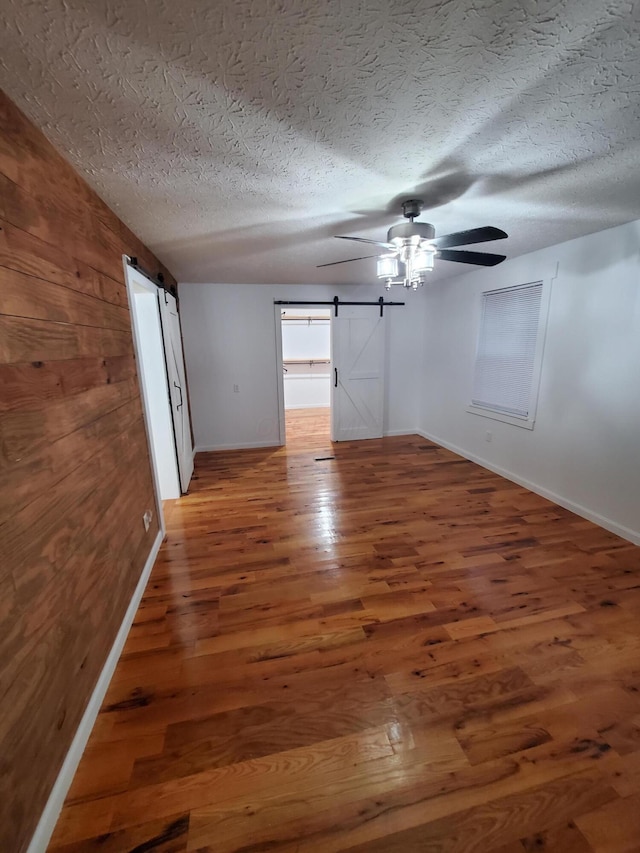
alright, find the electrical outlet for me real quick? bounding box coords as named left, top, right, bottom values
left=485, top=431, right=492, bottom=443
left=233, top=384, right=239, bottom=393
left=143, top=510, right=153, bottom=532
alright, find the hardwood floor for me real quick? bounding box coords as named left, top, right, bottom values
left=285, top=406, right=330, bottom=443
left=48, top=416, right=640, bottom=852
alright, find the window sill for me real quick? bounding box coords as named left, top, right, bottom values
left=466, top=405, right=535, bottom=430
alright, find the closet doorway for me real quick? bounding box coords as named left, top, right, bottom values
left=275, top=301, right=389, bottom=448
left=279, top=308, right=331, bottom=445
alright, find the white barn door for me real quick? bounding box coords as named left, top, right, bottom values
left=159, top=291, right=194, bottom=492
left=331, top=305, right=386, bottom=441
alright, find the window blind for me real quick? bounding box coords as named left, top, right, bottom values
left=471, top=282, right=543, bottom=419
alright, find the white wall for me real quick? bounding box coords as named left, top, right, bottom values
left=283, top=363, right=331, bottom=409
left=281, top=309, right=331, bottom=359
left=179, top=283, right=424, bottom=450
left=418, top=219, right=640, bottom=544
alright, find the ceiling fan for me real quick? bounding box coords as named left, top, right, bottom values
left=318, top=199, right=508, bottom=290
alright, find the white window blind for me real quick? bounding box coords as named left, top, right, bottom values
left=471, top=282, right=543, bottom=419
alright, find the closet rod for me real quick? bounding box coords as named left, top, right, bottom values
left=275, top=296, right=405, bottom=317
left=281, top=315, right=330, bottom=322
left=282, top=358, right=331, bottom=364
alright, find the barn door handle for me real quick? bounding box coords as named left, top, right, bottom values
left=334, top=368, right=338, bottom=388
left=174, top=381, right=183, bottom=410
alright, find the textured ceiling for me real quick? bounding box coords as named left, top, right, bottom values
left=1, top=0, right=639, bottom=284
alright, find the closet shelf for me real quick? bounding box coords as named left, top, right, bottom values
left=281, top=315, right=330, bottom=322
left=282, top=358, right=330, bottom=365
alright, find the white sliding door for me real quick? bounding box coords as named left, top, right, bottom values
left=159, top=291, right=194, bottom=492
left=331, top=305, right=386, bottom=441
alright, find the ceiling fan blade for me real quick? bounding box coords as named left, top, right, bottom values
left=434, top=226, right=508, bottom=249
left=438, top=249, right=506, bottom=266
left=335, top=235, right=393, bottom=249
left=317, top=254, right=379, bottom=268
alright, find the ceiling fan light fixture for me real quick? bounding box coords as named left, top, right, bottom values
left=376, top=255, right=399, bottom=279
left=380, top=240, right=436, bottom=290
left=324, top=202, right=508, bottom=286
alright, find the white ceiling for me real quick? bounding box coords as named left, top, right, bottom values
left=1, top=0, right=639, bottom=285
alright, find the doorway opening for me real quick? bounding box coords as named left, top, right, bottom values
left=280, top=307, right=332, bottom=446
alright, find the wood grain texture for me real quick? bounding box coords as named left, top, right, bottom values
left=0, top=88, right=176, bottom=853
left=47, top=409, right=640, bottom=852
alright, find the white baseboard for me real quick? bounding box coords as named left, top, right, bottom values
left=417, top=429, right=640, bottom=546
left=383, top=428, right=417, bottom=437
left=27, top=529, right=164, bottom=853
left=195, top=439, right=282, bottom=452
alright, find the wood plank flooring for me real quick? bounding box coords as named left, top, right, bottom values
left=285, top=406, right=330, bottom=443
left=48, top=413, right=640, bottom=852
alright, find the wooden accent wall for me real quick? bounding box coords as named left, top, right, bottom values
left=0, top=90, right=177, bottom=853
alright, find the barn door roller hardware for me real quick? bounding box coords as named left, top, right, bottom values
left=127, top=256, right=177, bottom=297
left=274, top=296, right=404, bottom=317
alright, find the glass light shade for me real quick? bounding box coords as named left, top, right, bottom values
left=412, top=249, right=435, bottom=272
left=377, top=255, right=398, bottom=278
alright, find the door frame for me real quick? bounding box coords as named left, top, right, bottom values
left=124, top=259, right=180, bottom=525
left=274, top=303, right=286, bottom=446
left=274, top=298, right=402, bottom=443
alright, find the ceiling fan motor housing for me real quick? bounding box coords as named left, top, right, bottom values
left=387, top=221, right=435, bottom=244
left=401, top=199, right=424, bottom=219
